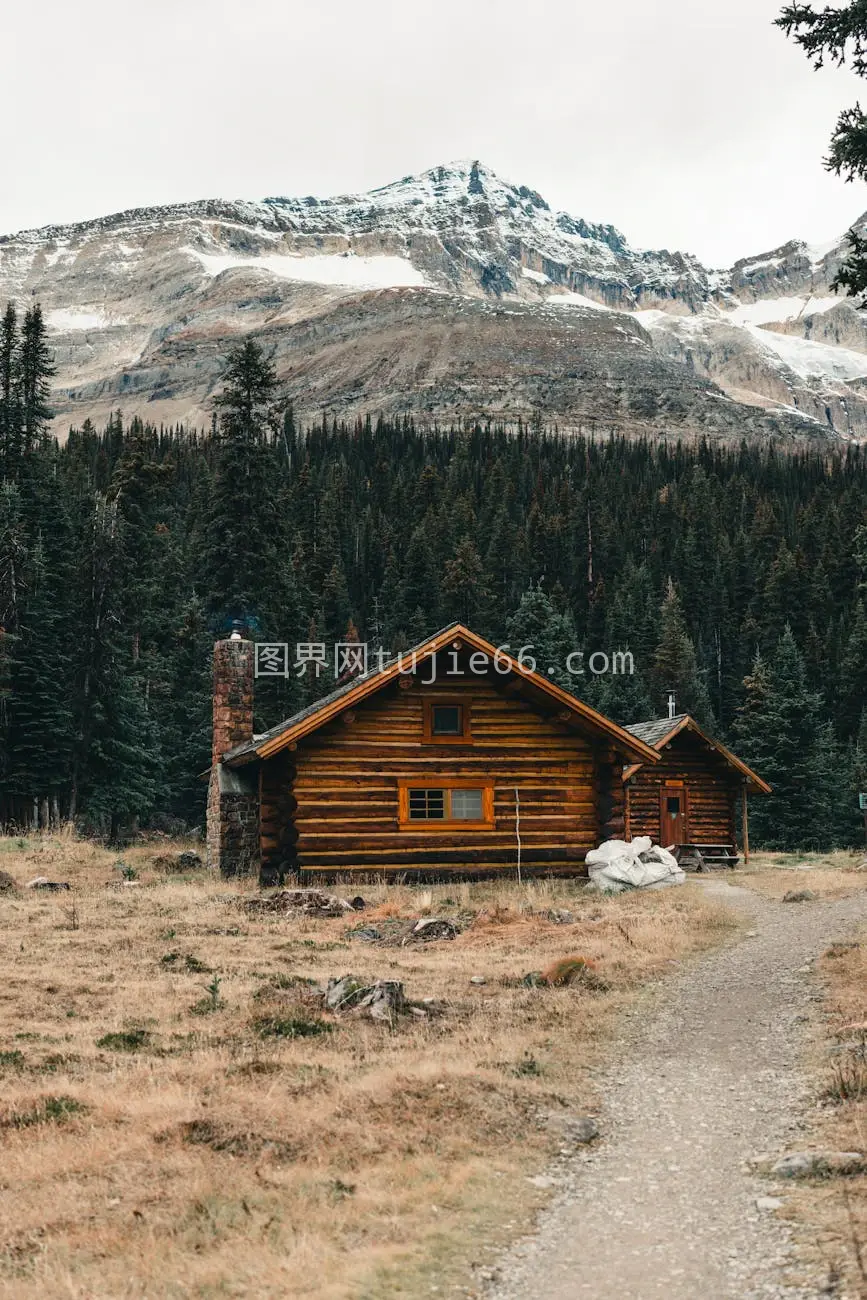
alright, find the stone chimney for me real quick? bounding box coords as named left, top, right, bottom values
left=206, top=635, right=259, bottom=877
left=212, top=634, right=254, bottom=763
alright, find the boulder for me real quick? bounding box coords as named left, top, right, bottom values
left=770, top=1151, right=865, bottom=1179
left=324, top=975, right=369, bottom=1011
left=545, top=1111, right=600, bottom=1145
left=356, top=980, right=406, bottom=1023
left=0, top=870, right=18, bottom=892
left=25, top=877, right=70, bottom=891
left=325, top=975, right=407, bottom=1023
left=782, top=889, right=817, bottom=903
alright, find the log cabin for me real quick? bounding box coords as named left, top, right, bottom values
left=622, top=713, right=771, bottom=867
left=206, top=623, right=661, bottom=881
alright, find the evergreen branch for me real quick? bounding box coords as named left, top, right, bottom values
left=776, top=2, right=867, bottom=74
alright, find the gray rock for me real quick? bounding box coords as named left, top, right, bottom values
left=356, top=980, right=406, bottom=1023
left=782, top=889, right=817, bottom=903
left=324, top=975, right=368, bottom=1011
left=546, top=909, right=575, bottom=925
left=25, top=876, right=70, bottom=891
left=563, top=1116, right=601, bottom=1145
left=770, top=1151, right=865, bottom=1178
left=545, top=1112, right=600, bottom=1145
left=349, top=926, right=382, bottom=943
left=755, top=1196, right=783, bottom=1211
left=470, top=975, right=487, bottom=985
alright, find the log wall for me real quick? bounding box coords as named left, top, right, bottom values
left=263, top=672, right=612, bottom=877
left=626, top=732, right=738, bottom=846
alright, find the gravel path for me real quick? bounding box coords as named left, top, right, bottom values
left=490, top=879, right=867, bottom=1300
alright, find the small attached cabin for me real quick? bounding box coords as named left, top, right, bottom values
left=206, top=624, right=660, bottom=881
left=622, top=714, right=771, bottom=867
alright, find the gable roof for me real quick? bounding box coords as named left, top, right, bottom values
left=222, top=622, right=661, bottom=768
left=622, top=714, right=771, bottom=793
left=626, top=714, right=690, bottom=748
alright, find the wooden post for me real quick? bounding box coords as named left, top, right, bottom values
left=742, top=784, right=750, bottom=865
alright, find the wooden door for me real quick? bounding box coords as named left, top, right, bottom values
left=659, top=783, right=688, bottom=846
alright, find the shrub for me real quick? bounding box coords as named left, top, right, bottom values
left=1, top=1095, right=87, bottom=1129
left=540, top=956, right=607, bottom=989
left=252, top=1015, right=331, bottom=1040
left=96, top=1028, right=150, bottom=1052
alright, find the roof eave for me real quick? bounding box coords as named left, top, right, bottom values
left=225, top=623, right=660, bottom=767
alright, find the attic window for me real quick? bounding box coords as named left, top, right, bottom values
left=433, top=705, right=461, bottom=735
left=423, top=699, right=472, bottom=744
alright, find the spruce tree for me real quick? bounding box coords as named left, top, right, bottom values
left=651, top=580, right=715, bottom=726
left=18, top=305, right=54, bottom=454
left=505, top=584, right=577, bottom=691
left=0, top=304, right=20, bottom=476
left=734, top=628, right=836, bottom=850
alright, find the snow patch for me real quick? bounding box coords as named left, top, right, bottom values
left=744, top=324, right=867, bottom=382
left=521, top=267, right=550, bottom=284
left=549, top=291, right=611, bottom=311
left=46, top=307, right=117, bottom=331
left=807, top=236, right=844, bottom=267
left=188, top=248, right=429, bottom=289
left=726, top=296, right=840, bottom=326
left=739, top=256, right=784, bottom=276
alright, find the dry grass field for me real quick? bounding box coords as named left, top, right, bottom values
left=731, top=849, right=867, bottom=901
left=731, top=850, right=867, bottom=1295
left=787, top=920, right=867, bottom=1298
left=0, top=831, right=735, bottom=1300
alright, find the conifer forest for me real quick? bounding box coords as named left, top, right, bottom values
left=1, top=311, right=866, bottom=850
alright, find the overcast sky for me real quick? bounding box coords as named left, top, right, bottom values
left=3, top=0, right=866, bottom=266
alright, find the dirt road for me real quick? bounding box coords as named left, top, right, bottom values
left=490, top=880, right=867, bottom=1300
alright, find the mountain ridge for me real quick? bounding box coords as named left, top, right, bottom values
left=0, top=160, right=864, bottom=440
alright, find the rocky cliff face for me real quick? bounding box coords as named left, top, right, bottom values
left=0, top=160, right=864, bottom=440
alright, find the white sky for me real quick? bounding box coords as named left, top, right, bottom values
left=3, top=0, right=866, bottom=266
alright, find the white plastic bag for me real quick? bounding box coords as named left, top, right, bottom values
left=586, top=836, right=685, bottom=893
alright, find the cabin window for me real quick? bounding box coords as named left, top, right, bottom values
left=432, top=705, right=462, bottom=735
left=666, top=796, right=681, bottom=818
left=399, top=782, right=493, bottom=827
left=408, top=788, right=446, bottom=820
left=422, top=699, right=473, bottom=744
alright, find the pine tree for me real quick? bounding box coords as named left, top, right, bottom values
left=651, top=579, right=715, bottom=725
left=69, top=494, right=160, bottom=837
left=734, top=628, right=838, bottom=850
left=18, top=305, right=54, bottom=454
left=505, top=583, right=577, bottom=690
left=0, top=304, right=20, bottom=476
left=4, top=538, right=74, bottom=823
left=442, top=537, right=491, bottom=628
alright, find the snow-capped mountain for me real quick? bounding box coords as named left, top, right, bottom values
left=0, top=160, right=864, bottom=440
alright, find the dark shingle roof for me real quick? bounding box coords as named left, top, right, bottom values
left=625, top=715, right=688, bottom=747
